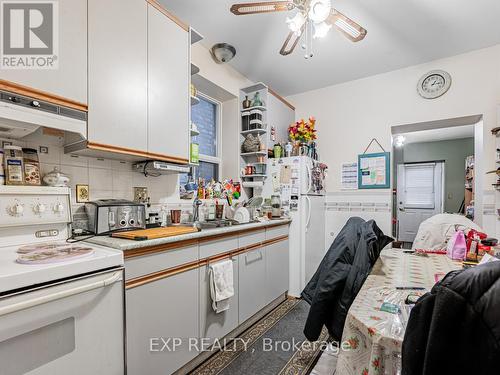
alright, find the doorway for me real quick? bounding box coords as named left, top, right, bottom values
left=391, top=115, right=481, bottom=246
left=397, top=162, right=444, bottom=242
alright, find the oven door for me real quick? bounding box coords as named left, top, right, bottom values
left=0, top=269, right=124, bottom=375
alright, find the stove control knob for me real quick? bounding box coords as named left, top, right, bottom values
left=10, top=203, right=24, bottom=216
left=53, top=203, right=65, bottom=214
left=34, top=203, right=46, bottom=214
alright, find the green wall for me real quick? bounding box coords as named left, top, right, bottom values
left=402, top=137, right=474, bottom=213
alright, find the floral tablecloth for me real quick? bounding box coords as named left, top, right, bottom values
left=335, top=249, right=461, bottom=375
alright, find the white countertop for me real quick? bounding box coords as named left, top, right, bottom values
left=85, top=219, right=292, bottom=251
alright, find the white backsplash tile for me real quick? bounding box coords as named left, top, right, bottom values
left=89, top=167, right=113, bottom=190
left=88, top=157, right=112, bottom=170
left=3, top=132, right=183, bottom=206
left=60, top=152, right=88, bottom=168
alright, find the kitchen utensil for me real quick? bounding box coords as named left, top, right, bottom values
left=170, top=209, right=181, bottom=224
left=215, top=204, right=224, bottom=219
left=111, top=226, right=198, bottom=241
left=234, top=207, right=251, bottom=223
left=246, top=196, right=264, bottom=208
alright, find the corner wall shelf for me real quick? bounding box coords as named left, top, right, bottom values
left=241, top=174, right=267, bottom=178
left=241, top=151, right=267, bottom=157
left=241, top=106, right=266, bottom=112
left=241, top=129, right=267, bottom=136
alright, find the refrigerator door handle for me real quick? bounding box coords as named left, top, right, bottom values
left=305, top=163, right=312, bottom=194
left=305, top=195, right=312, bottom=232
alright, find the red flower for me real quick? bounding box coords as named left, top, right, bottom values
left=361, top=368, right=369, bottom=375
left=368, top=327, right=376, bottom=336
left=372, top=357, right=380, bottom=369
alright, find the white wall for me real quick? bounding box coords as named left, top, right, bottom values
left=191, top=43, right=252, bottom=181
left=288, top=44, right=500, bottom=193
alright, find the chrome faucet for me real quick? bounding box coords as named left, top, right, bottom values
left=192, top=197, right=203, bottom=226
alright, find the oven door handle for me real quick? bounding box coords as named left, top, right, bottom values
left=0, top=271, right=122, bottom=317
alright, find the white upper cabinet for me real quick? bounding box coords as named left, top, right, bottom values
left=0, top=0, right=87, bottom=104
left=147, top=4, right=190, bottom=162
left=87, top=0, right=148, bottom=151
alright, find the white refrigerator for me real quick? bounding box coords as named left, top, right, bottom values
left=262, top=156, right=326, bottom=297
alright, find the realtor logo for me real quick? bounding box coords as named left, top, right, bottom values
left=1, top=1, right=58, bottom=69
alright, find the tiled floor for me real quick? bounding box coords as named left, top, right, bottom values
left=310, top=345, right=338, bottom=375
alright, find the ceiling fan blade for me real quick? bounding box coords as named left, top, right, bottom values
left=279, top=29, right=303, bottom=56
left=327, top=9, right=367, bottom=42
left=230, top=1, right=295, bottom=15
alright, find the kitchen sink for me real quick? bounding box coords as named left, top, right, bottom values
left=178, top=219, right=252, bottom=230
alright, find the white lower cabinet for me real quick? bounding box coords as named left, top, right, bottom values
left=199, top=259, right=239, bottom=341
left=126, top=268, right=199, bottom=375
left=265, top=239, right=290, bottom=305
left=238, top=246, right=267, bottom=324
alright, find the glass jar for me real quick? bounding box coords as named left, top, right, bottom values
left=4, top=145, right=24, bottom=185
left=271, top=195, right=282, bottom=218
left=242, top=111, right=250, bottom=131
left=22, top=148, right=41, bottom=186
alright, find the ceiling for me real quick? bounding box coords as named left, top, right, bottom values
left=161, top=0, right=500, bottom=96
left=398, top=124, right=474, bottom=145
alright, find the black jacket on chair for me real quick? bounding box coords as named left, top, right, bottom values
left=302, top=217, right=393, bottom=341
left=402, top=261, right=500, bottom=375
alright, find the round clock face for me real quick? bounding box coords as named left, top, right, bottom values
left=417, top=70, right=451, bottom=99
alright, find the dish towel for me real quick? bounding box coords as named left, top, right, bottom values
left=209, top=259, right=234, bottom=314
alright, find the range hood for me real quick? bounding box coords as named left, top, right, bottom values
left=0, top=90, right=87, bottom=140
left=134, top=161, right=190, bottom=175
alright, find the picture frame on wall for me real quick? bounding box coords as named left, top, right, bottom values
left=358, top=152, right=390, bottom=189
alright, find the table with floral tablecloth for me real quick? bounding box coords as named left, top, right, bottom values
left=335, top=248, right=461, bottom=375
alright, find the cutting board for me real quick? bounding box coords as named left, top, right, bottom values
left=111, top=226, right=199, bottom=241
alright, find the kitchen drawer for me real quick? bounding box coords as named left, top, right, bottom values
left=266, top=224, right=290, bottom=240
left=239, top=229, right=265, bottom=248
left=125, top=244, right=198, bottom=280
left=199, top=236, right=238, bottom=259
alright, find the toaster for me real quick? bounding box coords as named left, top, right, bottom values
left=85, top=199, right=146, bottom=235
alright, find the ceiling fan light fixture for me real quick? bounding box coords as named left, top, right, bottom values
left=210, top=43, right=236, bottom=63
left=286, top=11, right=306, bottom=35
left=313, top=21, right=331, bottom=39
left=308, top=0, right=331, bottom=23
left=334, top=18, right=361, bottom=39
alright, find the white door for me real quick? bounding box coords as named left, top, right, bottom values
left=303, top=195, right=326, bottom=285
left=88, top=0, right=148, bottom=151
left=397, top=162, right=444, bottom=243
left=147, top=4, right=189, bottom=161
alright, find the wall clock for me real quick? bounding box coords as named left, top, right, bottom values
left=417, top=70, right=452, bottom=99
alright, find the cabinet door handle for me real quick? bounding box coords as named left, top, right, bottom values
left=245, top=249, right=263, bottom=264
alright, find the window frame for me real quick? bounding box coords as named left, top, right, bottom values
left=192, top=92, right=222, bottom=180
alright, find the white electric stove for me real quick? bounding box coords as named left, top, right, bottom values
left=0, top=186, right=125, bottom=374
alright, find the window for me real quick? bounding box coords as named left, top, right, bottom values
left=180, top=94, right=221, bottom=189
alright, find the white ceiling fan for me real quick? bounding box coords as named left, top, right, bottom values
left=230, top=0, right=367, bottom=58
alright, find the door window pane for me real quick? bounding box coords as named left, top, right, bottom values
left=192, top=97, right=217, bottom=157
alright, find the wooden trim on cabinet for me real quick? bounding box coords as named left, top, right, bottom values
left=0, top=79, right=88, bottom=112
left=268, top=87, right=295, bottom=111
left=86, top=142, right=189, bottom=164
left=146, top=0, right=189, bottom=31
left=123, top=221, right=290, bottom=258
left=123, top=239, right=199, bottom=259
left=126, top=259, right=200, bottom=289
left=125, top=234, right=289, bottom=289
